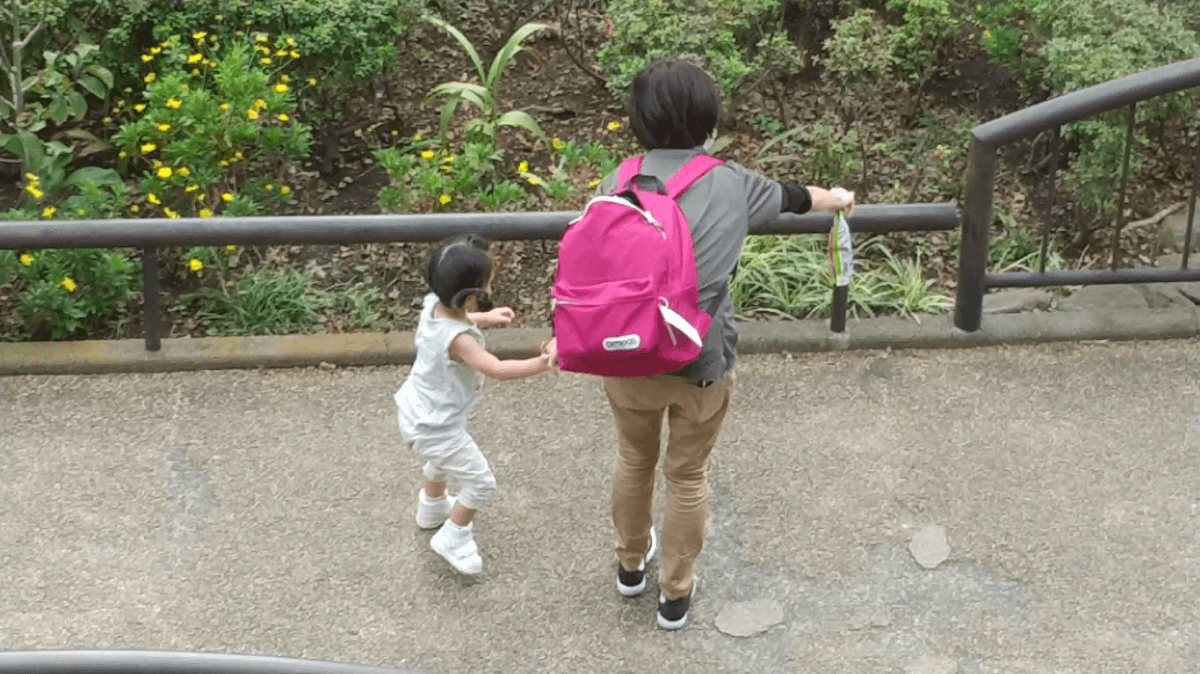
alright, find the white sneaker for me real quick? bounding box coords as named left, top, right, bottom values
left=415, top=490, right=457, bottom=529
left=616, top=527, right=658, bottom=597
left=430, top=520, right=483, bottom=575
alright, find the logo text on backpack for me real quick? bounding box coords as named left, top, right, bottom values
left=603, top=334, right=642, bottom=351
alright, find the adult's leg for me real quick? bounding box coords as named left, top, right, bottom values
left=605, top=377, right=666, bottom=572
left=658, top=374, right=734, bottom=599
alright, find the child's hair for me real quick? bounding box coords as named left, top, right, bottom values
left=425, top=235, right=493, bottom=308
left=627, top=59, right=720, bottom=150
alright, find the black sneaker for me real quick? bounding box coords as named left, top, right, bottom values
left=657, top=587, right=693, bottom=630
left=616, top=527, right=657, bottom=597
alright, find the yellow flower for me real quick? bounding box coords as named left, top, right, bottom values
left=129, top=204, right=140, bottom=213
left=166, top=98, right=182, bottom=109
left=255, top=34, right=268, bottom=43
left=205, top=59, right=216, bottom=67
left=285, top=38, right=296, bottom=47
left=157, top=167, right=173, bottom=179
left=280, top=74, right=291, bottom=83
left=234, top=150, right=244, bottom=160
left=41, top=206, right=56, bottom=218
left=226, top=245, right=237, bottom=252
left=25, top=185, right=43, bottom=200
left=19, top=254, right=32, bottom=266
left=24, top=172, right=37, bottom=182
left=439, top=193, right=452, bottom=205
left=518, top=160, right=528, bottom=174
left=607, top=121, right=621, bottom=131
left=247, top=108, right=259, bottom=120
left=984, top=30, right=992, bottom=39
left=102, top=116, right=112, bottom=123
left=141, top=54, right=154, bottom=62
left=61, top=277, right=77, bottom=293
left=527, top=176, right=542, bottom=186
left=589, top=179, right=601, bottom=187
left=118, top=151, right=127, bottom=159
left=420, top=150, right=435, bottom=160
left=151, top=46, right=162, bottom=55
left=197, top=193, right=206, bottom=202
left=274, top=83, right=288, bottom=93
left=145, top=72, right=156, bottom=83
left=412, top=132, right=422, bottom=141
left=254, top=98, right=267, bottom=110
left=307, top=77, right=317, bottom=86
left=442, top=155, right=455, bottom=164
left=141, top=142, right=157, bottom=153
left=275, top=49, right=287, bottom=57
left=180, top=84, right=189, bottom=90
left=289, top=50, right=300, bottom=59
left=280, top=185, right=291, bottom=196
left=260, top=57, right=272, bottom=65
left=215, top=13, right=223, bottom=20
left=177, top=167, right=190, bottom=177
left=264, top=183, right=274, bottom=191
left=189, top=258, right=203, bottom=271
left=552, top=137, right=564, bottom=150
left=277, top=113, right=289, bottom=122
left=199, top=208, right=213, bottom=218
left=134, top=104, right=146, bottom=113
left=191, top=69, right=201, bottom=77
left=152, top=160, right=162, bottom=168
left=222, top=192, right=234, bottom=202
left=218, top=160, right=229, bottom=167
left=159, top=41, right=169, bottom=48
left=157, top=123, right=171, bottom=132
left=220, top=102, right=229, bottom=111
left=164, top=207, right=179, bottom=219
left=391, top=130, right=398, bottom=136
left=192, top=31, right=207, bottom=41
left=147, top=193, right=161, bottom=205
left=257, top=45, right=270, bottom=55
left=185, top=184, right=199, bottom=193
left=188, top=53, right=203, bottom=63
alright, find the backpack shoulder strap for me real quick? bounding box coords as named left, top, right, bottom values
left=665, top=153, right=723, bottom=199
left=614, top=156, right=644, bottom=193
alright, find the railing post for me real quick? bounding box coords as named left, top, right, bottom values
left=830, top=285, right=848, bottom=333
left=141, top=247, right=162, bottom=352
left=954, top=135, right=997, bottom=332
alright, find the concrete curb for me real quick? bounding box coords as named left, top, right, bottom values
left=1, top=308, right=1197, bottom=376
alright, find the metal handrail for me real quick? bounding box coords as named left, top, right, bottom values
left=0, top=650, right=403, bottom=674
left=0, top=203, right=958, bottom=350
left=954, top=58, right=1200, bottom=332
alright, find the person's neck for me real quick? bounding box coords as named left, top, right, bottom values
left=434, top=302, right=471, bottom=323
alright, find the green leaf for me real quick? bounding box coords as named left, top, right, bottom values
left=67, top=91, right=88, bottom=120
left=65, top=128, right=112, bottom=156
left=49, top=97, right=67, bottom=124
left=487, top=22, right=547, bottom=90
left=710, top=136, right=734, bottom=155
left=496, top=110, right=547, bottom=144
left=429, top=81, right=490, bottom=110
left=84, top=65, right=114, bottom=91
left=65, top=166, right=122, bottom=188
left=16, top=131, right=45, bottom=169
left=77, top=74, right=106, bottom=99
left=438, top=96, right=460, bottom=142
left=424, top=15, right=486, bottom=82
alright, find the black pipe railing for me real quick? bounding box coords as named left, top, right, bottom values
left=0, top=203, right=958, bottom=350
left=955, top=57, right=1200, bottom=332
left=0, top=650, right=402, bottom=674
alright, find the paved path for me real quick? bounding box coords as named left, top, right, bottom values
left=2, top=341, right=1199, bottom=673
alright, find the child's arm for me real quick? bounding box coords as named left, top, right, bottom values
left=450, top=333, right=550, bottom=381
left=467, top=307, right=515, bottom=328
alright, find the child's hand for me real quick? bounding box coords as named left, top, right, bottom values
left=540, top=338, right=558, bottom=373
left=471, top=307, right=516, bottom=327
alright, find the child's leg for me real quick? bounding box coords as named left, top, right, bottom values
left=424, top=480, right=447, bottom=498
left=428, top=433, right=493, bottom=575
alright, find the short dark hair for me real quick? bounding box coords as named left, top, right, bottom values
left=425, top=235, right=493, bottom=308
left=627, top=59, right=720, bottom=150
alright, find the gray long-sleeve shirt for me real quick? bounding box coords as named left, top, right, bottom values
left=598, top=148, right=797, bottom=382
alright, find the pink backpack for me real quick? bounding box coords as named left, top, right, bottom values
left=552, top=154, right=722, bottom=377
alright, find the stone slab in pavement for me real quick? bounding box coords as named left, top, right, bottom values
left=1, top=342, right=1199, bottom=673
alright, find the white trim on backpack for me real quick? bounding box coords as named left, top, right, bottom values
left=569, top=195, right=667, bottom=238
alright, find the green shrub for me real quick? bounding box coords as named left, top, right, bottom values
left=109, top=36, right=311, bottom=217
left=598, top=0, right=798, bottom=101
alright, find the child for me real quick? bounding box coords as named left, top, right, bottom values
left=395, top=234, right=553, bottom=575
